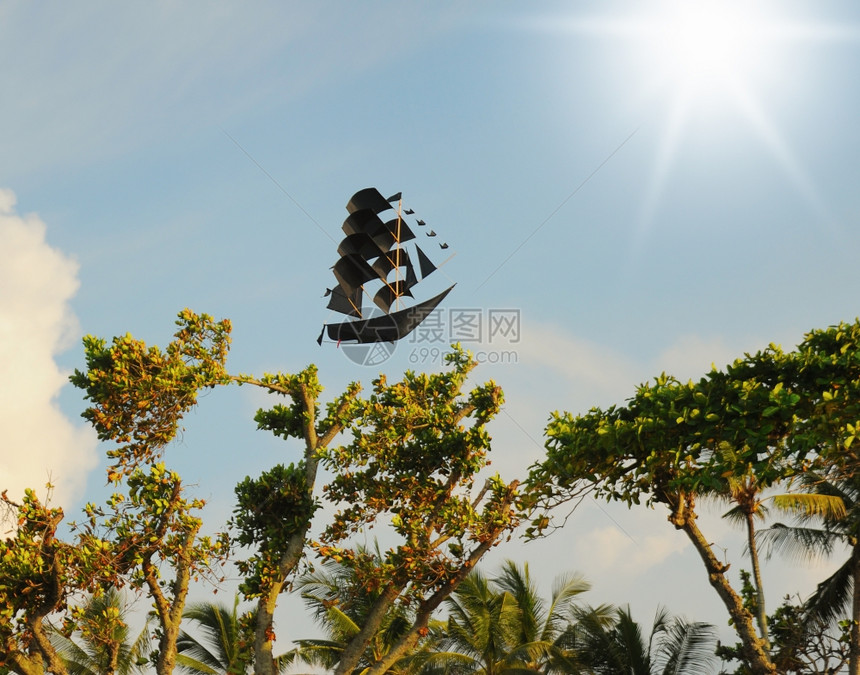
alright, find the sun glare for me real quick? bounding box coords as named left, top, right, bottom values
left=665, top=7, right=755, bottom=86
left=536, top=0, right=853, bottom=247
left=636, top=1, right=780, bottom=107
left=550, top=1, right=834, bottom=237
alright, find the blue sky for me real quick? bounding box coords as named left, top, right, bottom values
left=3, top=0, right=860, bottom=657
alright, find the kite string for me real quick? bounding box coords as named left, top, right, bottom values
left=221, top=127, right=337, bottom=245
left=475, top=126, right=640, bottom=292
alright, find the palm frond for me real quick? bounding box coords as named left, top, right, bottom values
left=541, top=571, right=591, bottom=642
left=721, top=503, right=770, bottom=525
left=50, top=633, right=99, bottom=675
left=174, top=653, right=219, bottom=675
left=654, top=618, right=717, bottom=675
left=614, top=607, right=649, bottom=675
left=175, top=631, right=223, bottom=674
left=418, top=650, right=478, bottom=675
left=771, top=493, right=846, bottom=520
left=571, top=605, right=627, bottom=673
left=50, top=588, right=151, bottom=675
left=758, top=523, right=843, bottom=562
left=289, top=638, right=345, bottom=669
left=804, top=557, right=853, bottom=627
left=182, top=601, right=236, bottom=665
left=322, top=604, right=362, bottom=642
left=495, top=560, right=543, bottom=643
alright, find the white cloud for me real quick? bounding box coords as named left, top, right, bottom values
left=513, top=320, right=767, bottom=406
left=578, top=519, right=689, bottom=576
left=653, top=333, right=753, bottom=382
left=0, top=4, right=467, bottom=178
left=0, top=188, right=97, bottom=514
left=505, top=321, right=642, bottom=415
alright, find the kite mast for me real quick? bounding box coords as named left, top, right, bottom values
left=319, top=187, right=453, bottom=344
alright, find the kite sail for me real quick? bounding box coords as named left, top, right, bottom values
left=318, top=187, right=454, bottom=344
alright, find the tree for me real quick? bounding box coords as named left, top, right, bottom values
left=314, top=348, right=522, bottom=675
left=527, top=345, right=802, bottom=674
left=787, top=320, right=860, bottom=675
left=229, top=368, right=361, bottom=675
left=718, top=590, right=851, bottom=674
left=574, top=605, right=716, bottom=675
left=50, top=587, right=152, bottom=675
left=67, top=463, right=229, bottom=675
left=175, top=594, right=275, bottom=675
left=757, top=474, right=859, bottom=674
left=289, top=551, right=431, bottom=675
left=0, top=467, right=225, bottom=675
left=4, top=311, right=521, bottom=675
left=70, top=309, right=233, bottom=480
left=0, top=489, right=88, bottom=675
left=70, top=311, right=233, bottom=674
left=0, top=479, right=133, bottom=675
left=424, top=560, right=594, bottom=675
left=527, top=319, right=860, bottom=674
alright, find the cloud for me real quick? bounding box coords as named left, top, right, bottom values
left=500, top=321, right=642, bottom=418
left=0, top=4, right=468, bottom=178
left=652, top=333, right=751, bottom=382
left=513, top=320, right=768, bottom=405
left=0, top=188, right=97, bottom=514
left=579, top=519, right=689, bottom=577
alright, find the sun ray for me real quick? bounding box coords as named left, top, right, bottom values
left=549, top=2, right=859, bottom=248
left=634, top=88, right=691, bottom=247
left=724, top=77, right=828, bottom=221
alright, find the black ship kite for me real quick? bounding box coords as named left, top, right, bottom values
left=318, top=187, right=454, bottom=345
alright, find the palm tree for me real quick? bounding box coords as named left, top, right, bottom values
left=290, top=555, right=429, bottom=674
left=758, top=473, right=860, bottom=674
left=422, top=560, right=596, bottom=674
left=573, top=605, right=717, bottom=675
left=176, top=594, right=291, bottom=674
left=175, top=594, right=249, bottom=674
left=50, top=587, right=152, bottom=675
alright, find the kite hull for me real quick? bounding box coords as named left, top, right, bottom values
left=325, top=285, right=454, bottom=344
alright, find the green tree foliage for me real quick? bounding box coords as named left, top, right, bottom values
left=229, top=366, right=361, bottom=675
left=315, top=348, right=521, bottom=675
left=70, top=309, right=232, bottom=478
left=527, top=319, right=860, bottom=675
left=424, top=560, right=593, bottom=675
left=289, top=551, right=431, bottom=675
left=50, top=587, right=152, bottom=675
left=574, top=605, right=716, bottom=675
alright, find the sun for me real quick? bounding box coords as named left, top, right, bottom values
left=553, top=1, right=834, bottom=235
left=636, top=1, right=781, bottom=109
left=541, top=2, right=848, bottom=237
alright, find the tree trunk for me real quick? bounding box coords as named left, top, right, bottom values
left=252, top=517, right=315, bottom=675
left=6, top=638, right=47, bottom=675
left=149, top=523, right=200, bottom=675
left=746, top=510, right=769, bottom=649
left=28, top=617, right=68, bottom=675
left=850, top=542, right=860, bottom=675
left=254, top=571, right=286, bottom=675
left=254, top=436, right=322, bottom=675
left=334, top=585, right=402, bottom=675
left=668, top=494, right=776, bottom=675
